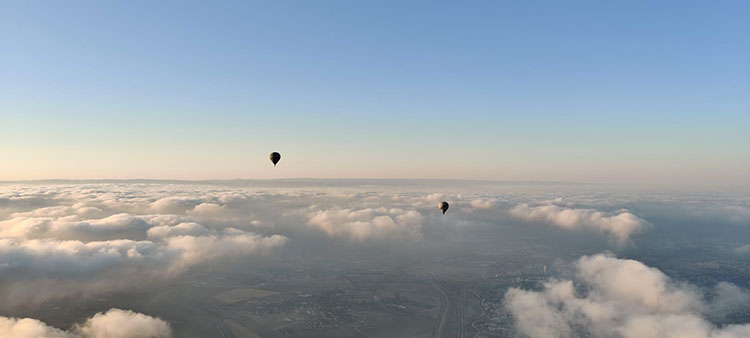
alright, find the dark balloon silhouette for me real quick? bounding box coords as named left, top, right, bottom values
left=269, top=152, right=281, bottom=166
left=439, top=201, right=449, bottom=215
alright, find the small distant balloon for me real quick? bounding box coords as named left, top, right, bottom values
left=269, top=152, right=281, bottom=167
left=439, top=201, right=449, bottom=215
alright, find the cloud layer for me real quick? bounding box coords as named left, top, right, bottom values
left=510, top=204, right=645, bottom=244
left=0, top=183, right=660, bottom=308
left=504, top=253, right=750, bottom=338
left=0, top=183, right=708, bottom=303
left=0, top=308, right=170, bottom=338
left=0, top=184, right=289, bottom=308
left=307, top=207, right=423, bottom=241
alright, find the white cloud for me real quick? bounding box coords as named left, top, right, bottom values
left=73, top=309, right=171, bottom=338
left=189, top=202, right=224, bottom=215
left=0, top=316, right=73, bottom=338
left=307, top=207, right=423, bottom=241
left=0, top=185, right=289, bottom=308
left=423, top=193, right=445, bottom=204
left=4, top=182, right=742, bottom=322
left=710, top=282, right=750, bottom=318
left=0, top=238, right=164, bottom=273
left=505, top=287, right=572, bottom=338
left=469, top=198, right=498, bottom=210
left=725, top=206, right=750, bottom=223
left=146, top=222, right=212, bottom=238
left=504, top=253, right=750, bottom=338
left=0, top=308, right=170, bottom=338
left=164, top=229, right=286, bottom=270
left=510, top=204, right=645, bottom=244
left=150, top=197, right=202, bottom=214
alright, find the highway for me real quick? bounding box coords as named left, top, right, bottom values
left=402, top=268, right=450, bottom=338
left=457, top=287, right=465, bottom=338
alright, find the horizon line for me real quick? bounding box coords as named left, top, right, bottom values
left=2, top=178, right=746, bottom=189
left=0, top=177, right=586, bottom=185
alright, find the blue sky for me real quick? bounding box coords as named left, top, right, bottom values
left=1, top=1, right=748, bottom=183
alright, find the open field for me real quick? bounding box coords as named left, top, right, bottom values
left=215, top=288, right=280, bottom=304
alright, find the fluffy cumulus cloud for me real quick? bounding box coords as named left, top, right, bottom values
left=2, top=182, right=747, bottom=335
left=459, top=197, right=501, bottom=213
left=510, top=204, right=645, bottom=244
left=470, top=198, right=499, bottom=210
left=710, top=282, right=750, bottom=318
left=0, top=184, right=471, bottom=308
left=0, top=182, right=673, bottom=315
left=504, top=253, right=750, bottom=338
left=0, top=184, right=656, bottom=304
left=0, top=184, right=289, bottom=308
left=164, top=228, right=285, bottom=270
left=74, top=309, right=171, bottom=338
left=0, top=308, right=170, bottom=338
left=307, top=207, right=423, bottom=241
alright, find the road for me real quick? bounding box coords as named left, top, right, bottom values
left=216, top=321, right=235, bottom=338
left=354, top=326, right=376, bottom=338
left=430, top=277, right=450, bottom=338
left=188, top=302, right=236, bottom=338
left=457, top=287, right=465, bottom=338
left=402, top=268, right=450, bottom=338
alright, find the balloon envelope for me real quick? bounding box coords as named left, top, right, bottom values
left=269, top=152, right=281, bottom=166
left=439, top=201, right=449, bottom=215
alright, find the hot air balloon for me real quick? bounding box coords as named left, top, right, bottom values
left=269, top=152, right=281, bottom=166
left=439, top=201, right=449, bottom=215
